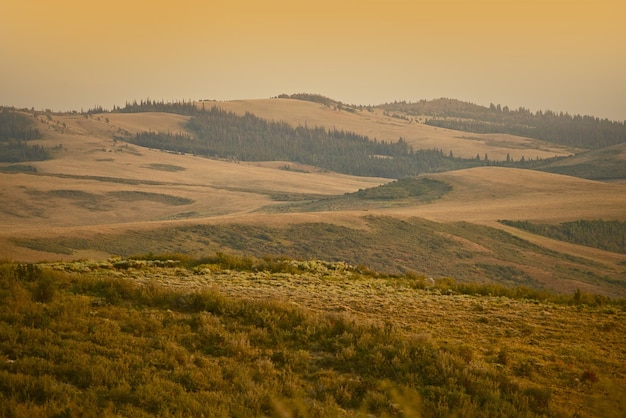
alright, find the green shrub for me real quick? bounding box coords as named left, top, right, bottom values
left=523, top=386, right=552, bottom=414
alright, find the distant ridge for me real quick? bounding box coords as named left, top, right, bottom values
left=266, top=94, right=626, bottom=150
left=275, top=93, right=343, bottom=107
left=72, top=93, right=626, bottom=151
left=379, top=98, right=626, bottom=149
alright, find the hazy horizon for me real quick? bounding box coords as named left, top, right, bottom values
left=1, top=0, right=625, bottom=121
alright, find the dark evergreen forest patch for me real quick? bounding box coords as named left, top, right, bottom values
left=0, top=108, right=51, bottom=162
left=500, top=220, right=626, bottom=254
left=0, top=142, right=50, bottom=163
left=126, top=107, right=468, bottom=179
left=265, top=177, right=452, bottom=212
left=533, top=144, right=626, bottom=180
left=0, top=108, right=41, bottom=141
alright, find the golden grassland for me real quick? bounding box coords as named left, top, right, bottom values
left=1, top=257, right=624, bottom=417
left=0, top=111, right=385, bottom=231
left=393, top=167, right=626, bottom=223
left=1, top=108, right=624, bottom=231
left=1, top=106, right=625, bottom=299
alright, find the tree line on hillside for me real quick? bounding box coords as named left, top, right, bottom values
left=0, top=107, right=41, bottom=141
left=96, top=96, right=626, bottom=151
left=109, top=98, right=568, bottom=177
left=0, top=142, right=50, bottom=163
left=0, top=108, right=50, bottom=162
left=275, top=93, right=369, bottom=113
left=111, top=99, right=203, bottom=116
left=125, top=106, right=497, bottom=178
left=275, top=93, right=340, bottom=107
left=379, top=98, right=626, bottom=150
left=500, top=220, right=626, bottom=254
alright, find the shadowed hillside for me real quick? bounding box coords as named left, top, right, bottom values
left=7, top=215, right=626, bottom=297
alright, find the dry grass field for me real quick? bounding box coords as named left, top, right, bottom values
left=391, top=167, right=626, bottom=223
left=1, top=110, right=385, bottom=231
left=1, top=101, right=625, bottom=294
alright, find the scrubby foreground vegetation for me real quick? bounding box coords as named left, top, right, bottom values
left=1, top=256, right=625, bottom=417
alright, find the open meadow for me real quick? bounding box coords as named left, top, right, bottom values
left=2, top=102, right=625, bottom=295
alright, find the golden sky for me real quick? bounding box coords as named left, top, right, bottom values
left=1, top=0, right=625, bottom=120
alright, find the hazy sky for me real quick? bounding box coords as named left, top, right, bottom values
left=1, top=0, right=625, bottom=120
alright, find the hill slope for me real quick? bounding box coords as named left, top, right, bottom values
left=209, top=98, right=573, bottom=161
left=0, top=102, right=625, bottom=297
left=535, top=142, right=626, bottom=181
left=1, top=258, right=624, bottom=417
left=378, top=97, right=626, bottom=150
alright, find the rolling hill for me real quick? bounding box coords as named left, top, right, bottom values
left=535, top=142, right=626, bottom=181
left=0, top=98, right=625, bottom=297
left=209, top=98, right=574, bottom=161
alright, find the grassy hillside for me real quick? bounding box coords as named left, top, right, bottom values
left=0, top=108, right=385, bottom=230
left=127, top=108, right=468, bottom=178
left=1, top=258, right=624, bottom=417
left=534, top=143, right=626, bottom=181
left=1, top=101, right=625, bottom=296
left=208, top=98, right=573, bottom=161
left=9, top=216, right=626, bottom=297
left=264, top=178, right=452, bottom=212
